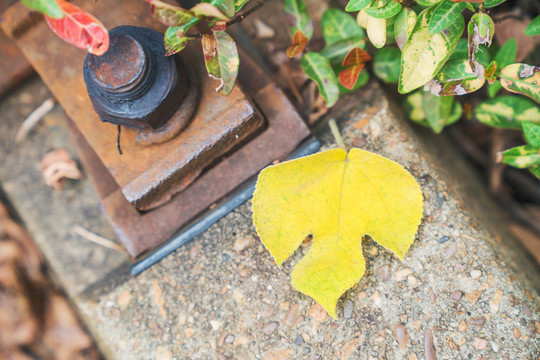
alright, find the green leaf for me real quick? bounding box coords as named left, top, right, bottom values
left=21, top=0, right=63, bottom=18
left=404, top=91, right=426, bottom=123
left=422, top=92, right=456, bottom=133
left=216, top=0, right=235, bottom=17
left=252, top=148, right=423, bottom=318
left=163, top=19, right=199, bottom=55
left=373, top=47, right=401, bottom=83
left=201, top=30, right=239, bottom=96
left=529, top=166, right=540, bottom=179
left=487, top=38, right=517, bottom=98
left=416, top=0, right=441, bottom=6
left=301, top=52, right=340, bottom=106
left=475, top=96, right=540, bottom=129
left=366, top=9, right=387, bottom=48
left=365, top=0, right=402, bottom=19
left=394, top=7, right=417, bottom=50
left=284, top=0, right=314, bottom=39
left=424, top=59, right=485, bottom=95
left=149, top=0, right=195, bottom=27
left=322, top=9, right=365, bottom=46
left=522, top=121, right=540, bottom=147
left=399, top=6, right=464, bottom=94
left=525, top=15, right=540, bottom=36
left=345, top=0, right=373, bottom=12
left=428, top=0, right=466, bottom=34
left=502, top=145, right=540, bottom=168
left=320, top=36, right=366, bottom=65
left=234, top=0, right=251, bottom=12
left=499, top=63, right=540, bottom=103
left=484, top=0, right=507, bottom=8
left=467, top=13, right=495, bottom=77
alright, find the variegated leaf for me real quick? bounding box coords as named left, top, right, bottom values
left=475, top=96, right=540, bottom=129
left=322, top=8, right=365, bottom=46
left=428, top=0, right=466, bottom=34
left=502, top=145, right=540, bottom=169
left=467, top=13, right=494, bottom=79
left=284, top=0, right=314, bottom=39
left=424, top=59, right=485, bottom=96
left=366, top=9, right=387, bottom=48
left=523, top=121, right=540, bottom=147
left=394, top=7, right=417, bottom=50
left=365, top=0, right=402, bottom=19
left=487, top=38, right=516, bottom=98
left=321, top=37, right=366, bottom=65
left=399, top=6, right=464, bottom=94
left=499, top=63, right=540, bottom=103
left=301, top=52, right=340, bottom=106
left=201, top=30, right=239, bottom=95
left=373, top=47, right=401, bottom=83
left=345, top=0, right=373, bottom=12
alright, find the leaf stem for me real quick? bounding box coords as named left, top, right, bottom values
left=227, top=0, right=265, bottom=26
left=329, top=119, right=347, bottom=151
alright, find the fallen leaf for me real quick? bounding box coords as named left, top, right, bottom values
left=39, top=149, right=82, bottom=190
left=252, top=148, right=423, bottom=317
left=44, top=0, right=109, bottom=56
left=286, top=30, right=308, bottom=58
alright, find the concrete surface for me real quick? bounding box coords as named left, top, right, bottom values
left=0, top=75, right=539, bottom=359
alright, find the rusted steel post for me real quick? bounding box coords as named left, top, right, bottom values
left=83, top=25, right=189, bottom=130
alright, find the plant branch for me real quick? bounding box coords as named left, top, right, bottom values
left=329, top=119, right=347, bottom=151
left=227, top=0, right=264, bottom=26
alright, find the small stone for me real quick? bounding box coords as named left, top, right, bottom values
left=395, top=268, right=412, bottom=281
left=185, top=328, right=195, bottom=338
left=408, top=354, right=419, bottom=360
left=442, top=245, right=457, bottom=259
left=455, top=263, right=467, bottom=273
left=411, top=320, right=422, bottom=331
left=445, top=336, right=459, bottom=351
left=295, top=334, right=304, bottom=346
left=189, top=244, right=202, bottom=259
left=427, top=288, right=437, bottom=304
left=439, top=236, right=451, bottom=243
left=343, top=300, right=353, bottom=319
left=469, top=316, right=486, bottom=327
left=117, top=290, right=131, bottom=308
left=522, top=301, right=532, bottom=317
left=379, top=265, right=391, bottom=282
left=490, top=290, right=503, bottom=313
left=225, top=335, right=235, bottom=344
left=513, top=328, right=521, bottom=339
left=217, top=332, right=227, bottom=347
left=221, top=253, right=230, bottom=262
left=283, top=303, right=300, bottom=327
left=393, top=324, right=409, bottom=349
left=234, top=236, right=252, bottom=254
left=470, top=270, right=482, bottom=279
left=352, top=137, right=367, bottom=148
left=450, top=290, right=463, bottom=301
left=458, top=320, right=467, bottom=332
left=464, top=290, right=483, bottom=305
left=310, top=303, right=327, bottom=322
left=474, top=338, right=487, bottom=350
left=263, top=348, right=292, bottom=360
left=340, top=338, right=362, bottom=359
left=263, top=322, right=279, bottom=335
left=424, top=329, right=437, bottom=360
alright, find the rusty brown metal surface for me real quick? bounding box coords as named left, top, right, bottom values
left=0, top=28, right=33, bottom=98
left=2, top=1, right=265, bottom=211
left=3, top=0, right=310, bottom=256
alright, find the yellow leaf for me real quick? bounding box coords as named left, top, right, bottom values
left=252, top=148, right=423, bottom=318
left=366, top=11, right=386, bottom=48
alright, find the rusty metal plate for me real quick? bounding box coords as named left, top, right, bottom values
left=1, top=1, right=264, bottom=211
left=0, top=25, right=33, bottom=98
left=3, top=1, right=311, bottom=257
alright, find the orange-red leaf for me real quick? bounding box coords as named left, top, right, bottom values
left=286, top=30, right=308, bottom=58
left=339, top=47, right=371, bottom=89
left=339, top=65, right=365, bottom=89
left=44, top=0, right=109, bottom=56
left=342, top=47, right=371, bottom=68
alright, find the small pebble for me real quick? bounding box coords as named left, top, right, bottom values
left=283, top=303, right=300, bottom=327
left=352, top=137, right=367, bottom=148
left=474, top=338, right=487, bottom=350
left=225, top=335, right=235, bottom=344
left=439, top=236, right=451, bottom=243
left=393, top=324, right=409, bottom=349
left=522, top=301, right=532, bottom=317
left=343, top=300, right=353, bottom=319
left=458, top=320, right=467, bottom=332
left=513, top=328, right=521, bottom=339
left=442, top=245, right=457, bottom=259
left=469, top=316, right=486, bottom=327
left=295, top=334, right=304, bottom=346
left=424, top=329, right=437, bottom=360
left=310, top=303, right=327, bottom=322
left=455, top=263, right=467, bottom=273
left=234, top=236, right=252, bottom=254
left=263, top=322, right=279, bottom=335
left=189, top=244, right=202, bottom=259
left=427, top=288, right=437, bottom=304
left=303, top=347, right=310, bottom=354
left=379, top=265, right=391, bottom=282
left=450, top=290, right=463, bottom=301
left=470, top=270, right=482, bottom=279
left=221, top=253, right=230, bottom=262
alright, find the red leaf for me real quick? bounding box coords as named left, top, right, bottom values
left=44, top=0, right=109, bottom=56
left=211, top=20, right=227, bottom=32
left=286, top=30, right=308, bottom=58
left=341, top=47, right=371, bottom=68
left=339, top=64, right=365, bottom=90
